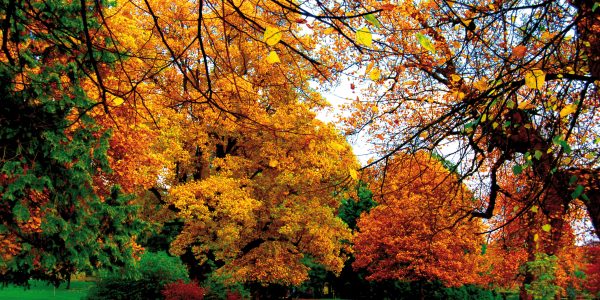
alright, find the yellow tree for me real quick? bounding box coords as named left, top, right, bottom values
left=77, top=0, right=362, bottom=287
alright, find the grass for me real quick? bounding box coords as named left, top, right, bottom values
left=0, top=280, right=95, bottom=300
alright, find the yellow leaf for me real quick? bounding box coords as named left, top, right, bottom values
left=530, top=206, right=538, bottom=213
left=524, top=69, right=545, bottom=90
left=323, top=27, right=335, bottom=35
left=112, top=96, right=125, bottom=106
left=481, top=114, right=487, bottom=122
left=492, top=122, right=499, bottom=129
left=534, top=233, right=539, bottom=242
left=269, top=159, right=279, bottom=168
left=585, top=153, right=595, bottom=159
left=450, top=74, right=461, bottom=82
left=473, top=78, right=488, bottom=91
left=559, top=104, right=577, bottom=118
left=369, top=68, right=381, bottom=81
left=349, top=168, right=358, bottom=180
left=365, top=61, right=375, bottom=75
left=263, top=26, right=282, bottom=46
left=356, top=27, right=372, bottom=47
left=330, top=142, right=345, bottom=151
left=266, top=51, right=280, bottom=64
left=518, top=100, right=536, bottom=110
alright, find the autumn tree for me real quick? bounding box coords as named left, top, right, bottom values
left=0, top=0, right=144, bottom=286
left=353, top=151, right=487, bottom=287
left=78, top=0, right=364, bottom=289
left=321, top=0, right=600, bottom=242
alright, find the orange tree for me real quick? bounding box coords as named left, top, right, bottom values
left=353, top=151, right=487, bottom=287
left=321, top=0, right=600, bottom=241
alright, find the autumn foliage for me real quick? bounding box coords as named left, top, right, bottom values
left=1, top=0, right=600, bottom=297
left=354, top=152, right=486, bottom=287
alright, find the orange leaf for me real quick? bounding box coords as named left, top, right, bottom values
left=380, top=4, right=397, bottom=10
left=511, top=45, right=527, bottom=59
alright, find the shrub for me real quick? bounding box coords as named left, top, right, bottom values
left=86, top=251, right=189, bottom=300
left=162, top=280, right=206, bottom=300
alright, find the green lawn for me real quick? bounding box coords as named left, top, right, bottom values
left=0, top=280, right=94, bottom=300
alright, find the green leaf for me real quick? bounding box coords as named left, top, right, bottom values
left=569, top=175, right=578, bottom=185
left=481, top=243, right=487, bottom=255
left=512, top=164, right=523, bottom=175
left=416, top=33, right=436, bottom=54
left=364, top=14, right=382, bottom=28
left=571, top=185, right=584, bottom=199
left=593, top=2, right=599, bottom=12
left=506, top=100, right=515, bottom=109
left=13, top=202, right=30, bottom=222
left=534, top=150, right=543, bottom=160
left=542, top=224, right=551, bottom=232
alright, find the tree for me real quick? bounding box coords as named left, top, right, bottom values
left=92, top=0, right=361, bottom=288
left=0, top=0, right=143, bottom=286
left=479, top=172, right=591, bottom=298
left=165, top=111, right=357, bottom=286
left=307, top=0, right=600, bottom=239
left=353, top=151, right=487, bottom=287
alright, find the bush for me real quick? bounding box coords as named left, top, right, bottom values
left=86, top=251, right=189, bottom=300
left=202, top=273, right=250, bottom=300
left=162, top=280, right=206, bottom=300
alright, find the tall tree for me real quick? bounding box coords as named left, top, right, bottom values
left=0, top=0, right=143, bottom=286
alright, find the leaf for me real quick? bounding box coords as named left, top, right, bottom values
left=356, top=27, right=372, bottom=47
left=380, top=4, right=397, bottom=10
left=506, top=100, right=515, bottom=109
left=364, top=62, right=375, bottom=75
left=518, top=100, right=536, bottom=110
left=364, top=14, right=382, bottom=28
left=569, top=175, right=578, bottom=185
left=571, top=185, right=584, bottom=199
left=416, top=33, right=436, bottom=54
left=542, top=224, right=551, bottom=232
left=593, top=2, right=599, bottom=12
left=480, top=243, right=487, bottom=255
left=511, top=45, right=527, bottom=59
left=369, top=68, right=381, bottom=81
left=266, top=51, right=280, bottom=64
left=492, top=122, right=498, bottom=129
left=263, top=26, right=282, bottom=46
left=13, top=202, right=30, bottom=222
left=112, top=97, right=125, bottom=106
left=268, top=159, right=279, bottom=168
left=450, top=74, right=461, bottom=82
left=534, top=150, right=543, bottom=160
left=524, top=69, right=545, bottom=90
left=349, top=168, right=358, bottom=180
left=559, top=104, right=577, bottom=118
left=530, top=206, right=538, bottom=213
left=512, top=164, right=523, bottom=175
left=534, top=233, right=539, bottom=242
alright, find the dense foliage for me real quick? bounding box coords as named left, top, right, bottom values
left=1, top=0, right=599, bottom=299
